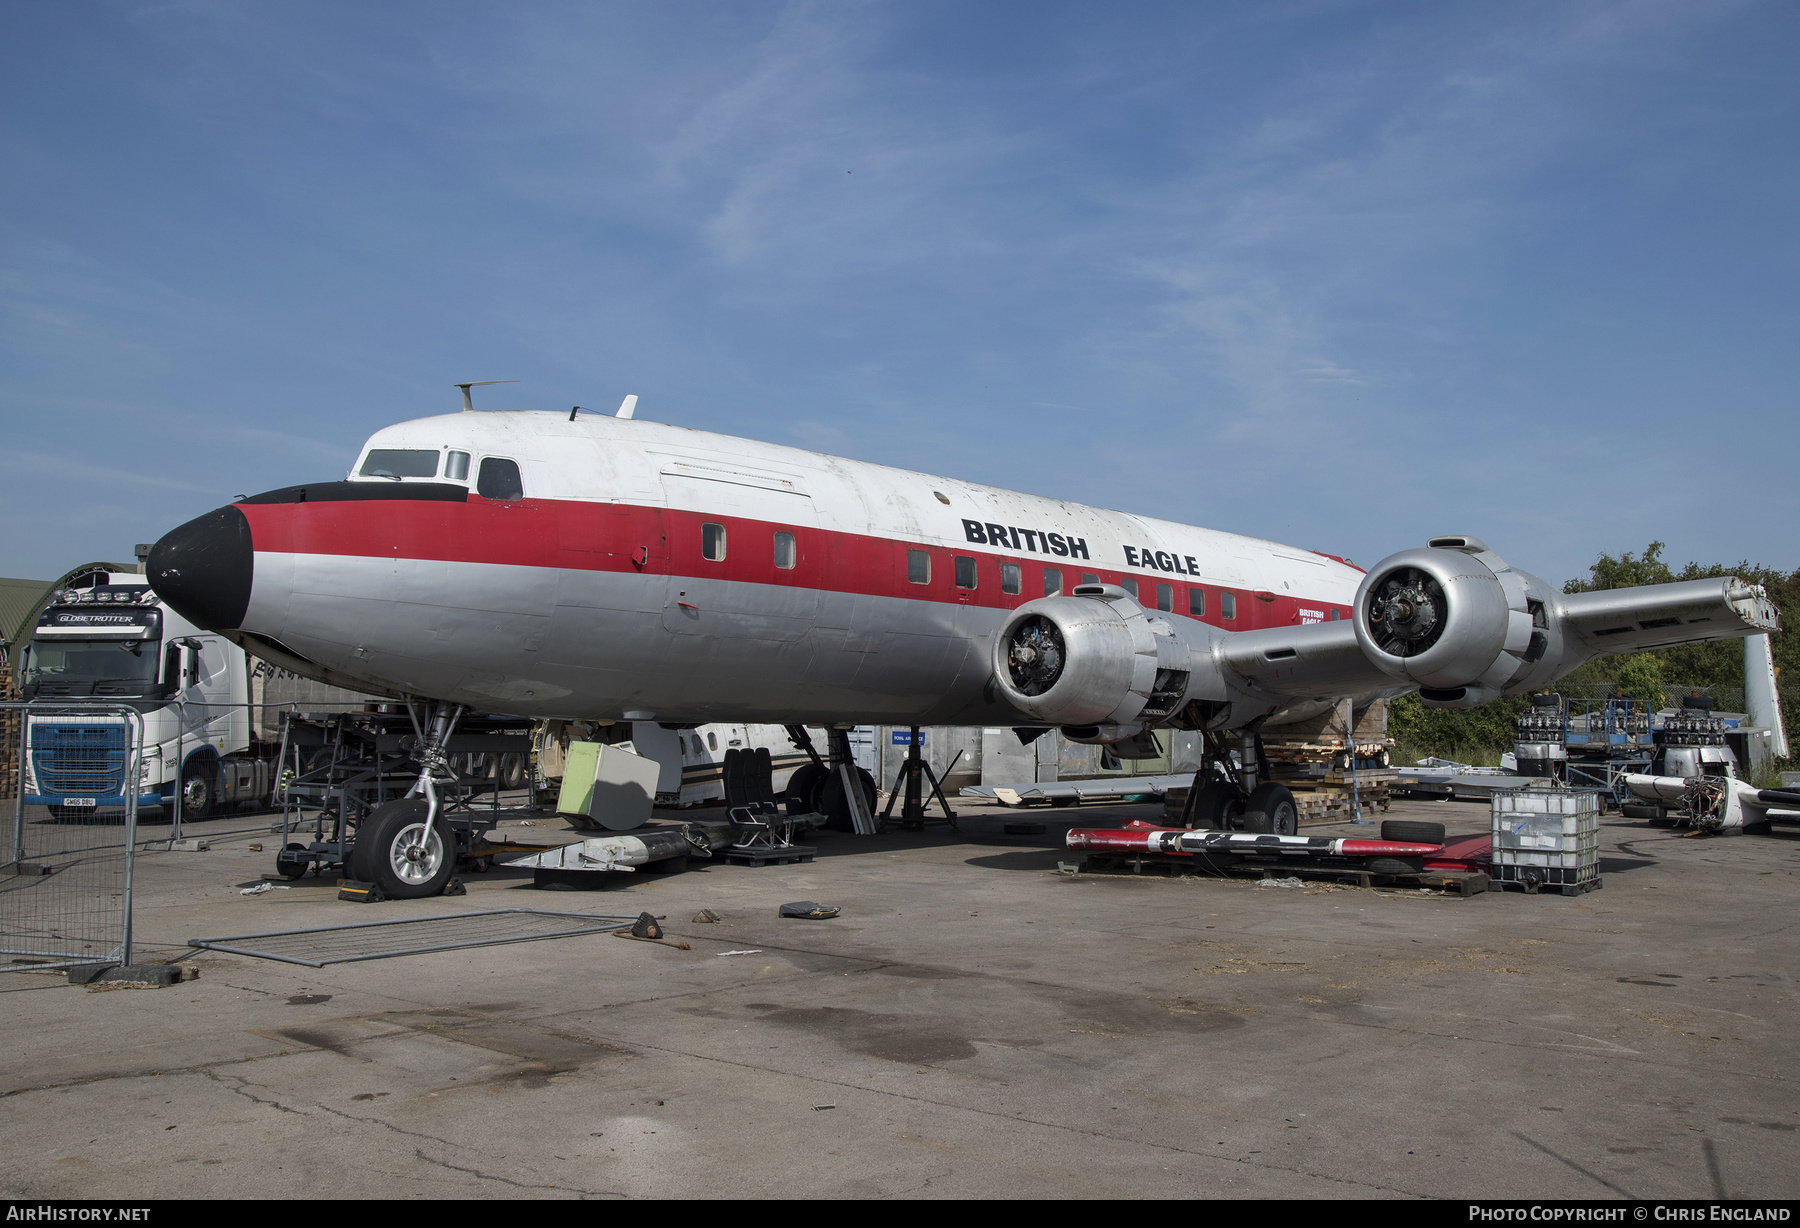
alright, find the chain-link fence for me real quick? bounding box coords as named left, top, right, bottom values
left=2, top=702, right=143, bottom=971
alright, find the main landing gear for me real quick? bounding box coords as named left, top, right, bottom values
left=1178, top=729, right=1298, bottom=837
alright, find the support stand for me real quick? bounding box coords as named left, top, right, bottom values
left=826, top=728, right=879, bottom=836
left=879, top=727, right=958, bottom=832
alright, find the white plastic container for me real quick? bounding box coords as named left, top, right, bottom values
left=1490, top=787, right=1600, bottom=894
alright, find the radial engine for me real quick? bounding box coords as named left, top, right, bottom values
left=989, top=536, right=1777, bottom=743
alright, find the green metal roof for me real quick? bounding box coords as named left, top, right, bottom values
left=0, top=576, right=54, bottom=650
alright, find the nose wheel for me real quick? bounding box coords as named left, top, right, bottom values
left=352, top=799, right=457, bottom=899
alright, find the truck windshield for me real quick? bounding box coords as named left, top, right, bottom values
left=22, top=639, right=162, bottom=698
left=359, top=449, right=440, bottom=478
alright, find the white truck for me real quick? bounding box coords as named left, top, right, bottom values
left=17, top=573, right=359, bottom=819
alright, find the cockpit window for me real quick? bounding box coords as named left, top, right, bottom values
left=360, top=449, right=440, bottom=478
left=477, top=457, right=524, bottom=501
left=446, top=451, right=471, bottom=481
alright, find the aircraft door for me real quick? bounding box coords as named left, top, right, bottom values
left=659, top=468, right=820, bottom=642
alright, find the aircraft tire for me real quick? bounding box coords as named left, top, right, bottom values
left=821, top=767, right=878, bottom=832
left=1183, top=781, right=1241, bottom=831
left=356, top=799, right=456, bottom=898
left=1379, top=819, right=1445, bottom=844
left=499, top=753, right=527, bottom=791
left=786, top=763, right=828, bottom=817
left=1245, top=784, right=1298, bottom=836
left=1365, top=857, right=1424, bottom=875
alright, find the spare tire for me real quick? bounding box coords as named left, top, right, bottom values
left=1380, top=819, right=1445, bottom=844
left=1366, top=856, right=1424, bottom=874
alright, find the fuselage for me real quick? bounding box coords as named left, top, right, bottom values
left=149, top=410, right=1368, bottom=726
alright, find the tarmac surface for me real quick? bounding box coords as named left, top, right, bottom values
left=3, top=794, right=1797, bottom=1200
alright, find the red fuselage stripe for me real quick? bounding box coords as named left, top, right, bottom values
left=237, top=496, right=1350, bottom=630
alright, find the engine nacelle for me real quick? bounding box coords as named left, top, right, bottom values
left=1353, top=536, right=1548, bottom=708
left=991, top=585, right=1194, bottom=730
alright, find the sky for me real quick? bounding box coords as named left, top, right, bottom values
left=2, top=0, right=1796, bottom=585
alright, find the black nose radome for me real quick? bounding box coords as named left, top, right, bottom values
left=148, top=504, right=254, bottom=632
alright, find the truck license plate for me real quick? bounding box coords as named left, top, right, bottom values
left=64, top=798, right=96, bottom=807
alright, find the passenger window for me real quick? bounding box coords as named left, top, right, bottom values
left=1328, top=608, right=1340, bottom=621
left=361, top=448, right=440, bottom=478
left=702, top=523, right=727, bottom=562
left=773, top=532, right=796, bottom=570
left=1188, top=587, right=1205, bottom=617
left=1221, top=592, right=1237, bottom=620
left=1156, top=583, right=1173, bottom=612
left=954, top=556, right=977, bottom=590
left=446, top=451, right=470, bottom=481
left=907, top=550, right=931, bottom=585
left=707, top=731, right=717, bottom=751
left=1081, top=574, right=1098, bottom=586
left=1001, top=562, right=1021, bottom=595
left=476, top=457, right=524, bottom=500
left=1121, top=577, right=1138, bottom=599
left=1043, top=568, right=1062, bottom=597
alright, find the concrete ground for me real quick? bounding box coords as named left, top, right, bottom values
left=2, top=794, right=1796, bottom=1200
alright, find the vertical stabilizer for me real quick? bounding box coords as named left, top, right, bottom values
left=1745, top=633, right=1788, bottom=758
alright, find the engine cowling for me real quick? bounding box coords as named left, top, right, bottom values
left=1353, top=537, right=1543, bottom=706
left=991, top=585, right=1193, bottom=729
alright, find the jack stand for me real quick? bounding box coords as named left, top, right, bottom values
left=826, top=728, right=879, bottom=836
left=879, top=727, right=958, bottom=832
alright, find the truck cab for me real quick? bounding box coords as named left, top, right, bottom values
left=19, top=574, right=253, bottom=818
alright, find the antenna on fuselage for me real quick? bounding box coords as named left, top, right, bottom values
left=454, top=380, right=519, bottom=412
left=616, top=394, right=638, bottom=419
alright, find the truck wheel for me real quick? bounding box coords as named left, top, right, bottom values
left=1244, top=783, right=1298, bottom=836
left=357, top=799, right=456, bottom=899
left=180, top=765, right=215, bottom=820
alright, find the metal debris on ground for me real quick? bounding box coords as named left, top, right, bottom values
left=239, top=883, right=289, bottom=896
left=779, top=901, right=840, bottom=919
left=812, top=1104, right=837, bottom=1111
left=1253, top=877, right=1306, bottom=889
left=717, top=949, right=763, bottom=957
left=691, top=909, right=721, bottom=923
left=187, top=909, right=645, bottom=967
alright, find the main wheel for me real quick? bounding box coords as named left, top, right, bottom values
left=1244, top=783, right=1298, bottom=836
left=499, top=753, right=527, bottom=791
left=1182, top=781, right=1243, bottom=830
left=785, top=762, right=828, bottom=817
left=820, top=767, right=878, bottom=832
left=180, top=764, right=215, bottom=820
left=1380, top=819, right=1445, bottom=844
left=356, top=799, right=456, bottom=899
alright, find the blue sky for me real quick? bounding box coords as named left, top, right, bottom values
left=3, top=1, right=1795, bottom=584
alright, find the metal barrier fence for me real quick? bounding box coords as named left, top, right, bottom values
left=2, top=702, right=143, bottom=972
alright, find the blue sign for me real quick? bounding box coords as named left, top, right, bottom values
left=891, top=730, right=926, bottom=746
